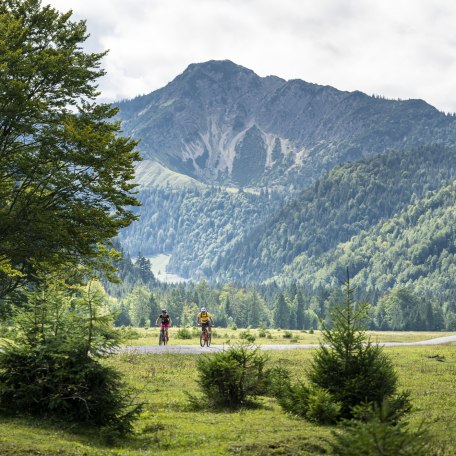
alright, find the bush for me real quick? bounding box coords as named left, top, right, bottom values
left=0, top=342, right=141, bottom=434
left=331, top=402, right=430, bottom=456
left=258, top=329, right=267, bottom=338
left=282, top=330, right=293, bottom=339
left=193, top=344, right=269, bottom=408
left=306, top=386, right=341, bottom=424
left=263, top=366, right=292, bottom=398
left=277, top=382, right=341, bottom=424
left=277, top=381, right=311, bottom=417
left=239, top=330, right=256, bottom=343
left=0, top=284, right=142, bottom=437
left=176, top=327, right=192, bottom=339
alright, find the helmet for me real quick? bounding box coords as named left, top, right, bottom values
left=161, top=309, right=167, bottom=313
left=201, top=307, right=207, bottom=312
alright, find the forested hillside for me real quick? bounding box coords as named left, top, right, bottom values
left=118, top=186, right=282, bottom=278
left=214, top=144, right=456, bottom=282
left=279, top=180, right=456, bottom=305
left=113, top=61, right=456, bottom=330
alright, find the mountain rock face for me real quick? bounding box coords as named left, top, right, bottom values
left=117, top=60, right=456, bottom=188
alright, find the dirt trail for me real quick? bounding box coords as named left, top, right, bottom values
left=121, top=335, right=456, bottom=355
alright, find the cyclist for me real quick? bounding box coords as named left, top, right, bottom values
left=155, top=309, right=172, bottom=342
left=197, top=307, right=214, bottom=334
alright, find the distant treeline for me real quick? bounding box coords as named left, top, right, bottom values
left=104, top=253, right=456, bottom=331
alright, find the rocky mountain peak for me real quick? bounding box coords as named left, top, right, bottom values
left=116, top=60, right=456, bottom=188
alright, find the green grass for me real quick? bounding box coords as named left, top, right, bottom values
left=123, top=327, right=455, bottom=346
left=0, top=336, right=455, bottom=455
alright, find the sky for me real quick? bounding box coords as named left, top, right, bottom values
left=48, top=0, right=456, bottom=113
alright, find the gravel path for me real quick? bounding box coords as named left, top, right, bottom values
left=121, top=335, right=456, bottom=355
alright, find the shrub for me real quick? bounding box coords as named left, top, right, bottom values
left=258, top=329, right=267, bottom=338
left=0, top=284, right=142, bottom=437
left=193, top=344, right=269, bottom=408
left=277, top=381, right=311, bottom=417
left=306, top=386, right=341, bottom=424
left=330, top=402, right=430, bottom=456
left=239, top=330, right=256, bottom=343
left=263, top=366, right=292, bottom=398
left=176, top=327, right=192, bottom=339
left=282, top=330, right=293, bottom=339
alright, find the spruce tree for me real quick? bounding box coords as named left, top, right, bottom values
left=308, top=272, right=399, bottom=418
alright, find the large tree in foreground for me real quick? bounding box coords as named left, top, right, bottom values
left=0, top=0, right=140, bottom=298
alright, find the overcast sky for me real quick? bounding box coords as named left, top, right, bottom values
left=48, top=0, right=456, bottom=113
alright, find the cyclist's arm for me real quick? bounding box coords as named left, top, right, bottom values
left=155, top=317, right=160, bottom=325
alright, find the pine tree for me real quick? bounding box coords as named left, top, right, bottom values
left=296, top=291, right=305, bottom=330
left=308, top=272, right=399, bottom=418
left=273, top=293, right=289, bottom=328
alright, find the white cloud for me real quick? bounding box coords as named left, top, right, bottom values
left=47, top=0, right=456, bottom=112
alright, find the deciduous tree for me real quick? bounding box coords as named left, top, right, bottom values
left=0, top=0, right=140, bottom=298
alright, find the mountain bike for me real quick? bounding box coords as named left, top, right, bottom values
left=159, top=326, right=168, bottom=346
left=200, top=326, right=211, bottom=347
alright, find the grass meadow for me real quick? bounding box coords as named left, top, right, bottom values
left=0, top=331, right=454, bottom=455
left=123, top=326, right=456, bottom=346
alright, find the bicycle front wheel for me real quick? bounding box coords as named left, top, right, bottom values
left=200, top=333, right=204, bottom=347
left=207, top=332, right=211, bottom=347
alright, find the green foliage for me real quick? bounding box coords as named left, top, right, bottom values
left=331, top=401, right=430, bottom=456
left=0, top=284, right=142, bottom=435
left=0, top=0, right=140, bottom=298
left=215, top=145, right=456, bottom=292
left=119, top=186, right=280, bottom=280
left=308, top=277, right=400, bottom=419
left=306, top=386, right=342, bottom=424
left=193, top=344, right=269, bottom=408
left=239, top=330, right=256, bottom=343
left=176, top=327, right=192, bottom=339
left=282, top=330, right=293, bottom=339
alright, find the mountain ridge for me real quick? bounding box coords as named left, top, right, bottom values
left=117, top=60, right=456, bottom=189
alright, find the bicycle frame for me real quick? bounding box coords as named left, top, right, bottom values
left=200, top=326, right=211, bottom=347
left=159, top=326, right=168, bottom=346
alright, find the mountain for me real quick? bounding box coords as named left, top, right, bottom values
left=183, top=144, right=456, bottom=282
left=117, top=60, right=456, bottom=189
left=116, top=60, right=456, bottom=317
